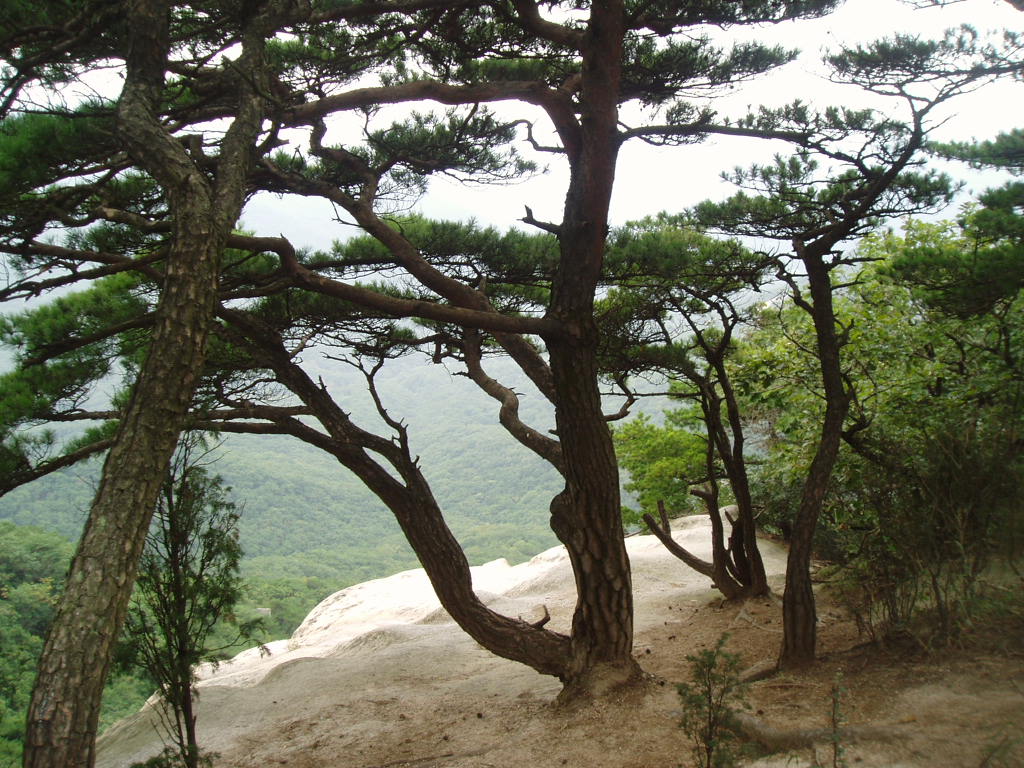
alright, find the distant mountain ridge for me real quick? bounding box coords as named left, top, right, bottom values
left=0, top=352, right=661, bottom=595
left=0, top=354, right=569, bottom=587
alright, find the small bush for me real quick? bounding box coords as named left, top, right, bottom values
left=677, top=634, right=748, bottom=768
left=129, top=747, right=217, bottom=768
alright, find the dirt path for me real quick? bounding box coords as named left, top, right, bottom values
left=96, top=518, right=1024, bottom=768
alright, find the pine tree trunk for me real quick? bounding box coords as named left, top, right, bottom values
left=541, top=0, right=640, bottom=696
left=778, top=253, right=850, bottom=669
left=390, top=480, right=573, bottom=677
left=718, top=375, right=769, bottom=597
left=547, top=337, right=641, bottom=695
left=660, top=361, right=767, bottom=600
left=23, top=221, right=224, bottom=768
left=778, top=453, right=835, bottom=667
left=23, top=0, right=272, bottom=762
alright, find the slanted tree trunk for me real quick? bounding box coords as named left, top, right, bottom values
left=23, top=175, right=226, bottom=768
left=23, top=1, right=274, bottom=764
left=384, top=473, right=574, bottom=677
left=643, top=408, right=748, bottom=600
left=778, top=250, right=851, bottom=669
left=644, top=340, right=769, bottom=600
left=221, top=311, right=574, bottom=676
left=230, top=0, right=641, bottom=700
left=644, top=500, right=745, bottom=600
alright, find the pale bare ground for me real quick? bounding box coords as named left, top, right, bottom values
left=96, top=517, right=1024, bottom=768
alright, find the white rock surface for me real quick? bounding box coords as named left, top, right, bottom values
left=96, top=515, right=765, bottom=768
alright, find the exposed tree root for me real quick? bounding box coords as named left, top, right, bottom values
left=739, top=659, right=778, bottom=683
left=554, top=660, right=647, bottom=707
left=729, top=606, right=782, bottom=633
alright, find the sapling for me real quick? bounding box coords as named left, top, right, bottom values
left=677, top=634, right=748, bottom=768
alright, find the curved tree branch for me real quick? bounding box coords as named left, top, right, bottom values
left=462, top=328, right=563, bottom=473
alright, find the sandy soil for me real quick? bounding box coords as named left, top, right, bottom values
left=96, top=517, right=1024, bottom=768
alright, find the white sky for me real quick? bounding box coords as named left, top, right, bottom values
left=241, top=0, right=1023, bottom=251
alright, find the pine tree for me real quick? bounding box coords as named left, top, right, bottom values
left=2, top=6, right=1020, bottom=763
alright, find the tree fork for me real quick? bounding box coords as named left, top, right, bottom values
left=23, top=0, right=277, bottom=762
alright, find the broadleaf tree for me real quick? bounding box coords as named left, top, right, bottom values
left=736, top=222, right=1023, bottom=643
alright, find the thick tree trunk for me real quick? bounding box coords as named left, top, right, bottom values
left=233, top=0, right=641, bottom=699
left=23, top=0, right=272, bottom=763
left=539, top=0, right=641, bottom=696
left=778, top=253, right=851, bottom=669
left=23, top=219, right=224, bottom=768
left=547, top=337, right=641, bottom=695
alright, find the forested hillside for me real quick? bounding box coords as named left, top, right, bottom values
left=0, top=355, right=568, bottom=592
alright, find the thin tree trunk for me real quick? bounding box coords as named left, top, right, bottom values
left=182, top=688, right=199, bottom=768
left=388, top=477, right=574, bottom=676
left=172, top=507, right=199, bottom=768
left=778, top=252, right=851, bottom=669
left=716, top=362, right=769, bottom=596
left=690, top=407, right=747, bottom=597
left=653, top=357, right=767, bottom=599
left=778, top=439, right=839, bottom=666
left=643, top=501, right=743, bottom=600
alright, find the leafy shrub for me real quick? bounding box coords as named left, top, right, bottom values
left=677, top=634, right=748, bottom=768
left=827, top=418, right=1023, bottom=648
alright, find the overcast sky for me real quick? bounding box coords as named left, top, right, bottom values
left=241, top=0, right=1022, bottom=252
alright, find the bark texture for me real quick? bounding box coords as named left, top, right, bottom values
left=777, top=251, right=851, bottom=669
left=543, top=0, right=641, bottom=694
left=23, top=1, right=275, bottom=763
left=23, top=162, right=226, bottom=768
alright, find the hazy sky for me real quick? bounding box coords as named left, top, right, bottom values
left=241, top=0, right=1022, bottom=252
